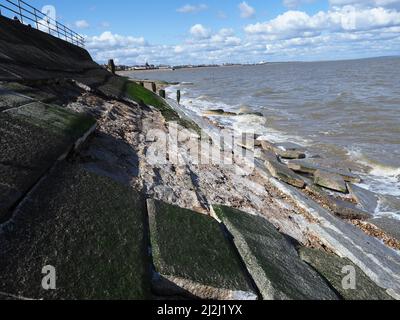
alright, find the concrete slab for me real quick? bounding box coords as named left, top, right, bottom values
left=369, top=217, right=400, bottom=242
left=259, top=150, right=305, bottom=188
left=213, top=205, right=339, bottom=300
left=0, top=163, right=151, bottom=300
left=0, top=104, right=96, bottom=221
left=147, top=199, right=257, bottom=300
left=314, top=170, right=348, bottom=193
left=348, top=184, right=379, bottom=213
left=299, top=248, right=392, bottom=300
left=288, top=159, right=361, bottom=183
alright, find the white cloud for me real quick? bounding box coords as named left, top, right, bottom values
left=177, top=4, right=208, bottom=13
left=245, top=6, right=400, bottom=38
left=329, top=0, right=400, bottom=8
left=190, top=24, right=211, bottom=39
left=239, top=2, right=256, bottom=19
left=84, top=4, right=400, bottom=65
left=75, top=20, right=89, bottom=29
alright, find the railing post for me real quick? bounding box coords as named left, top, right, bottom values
left=17, top=0, right=23, bottom=24
left=34, top=8, right=39, bottom=30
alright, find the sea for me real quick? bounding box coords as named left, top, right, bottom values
left=127, top=56, right=400, bottom=217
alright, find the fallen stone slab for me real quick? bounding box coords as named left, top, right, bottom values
left=299, top=248, right=392, bottom=300
left=213, top=205, right=339, bottom=300
left=147, top=199, right=257, bottom=300
left=306, top=184, right=372, bottom=220
left=369, top=217, right=400, bottom=242
left=288, top=159, right=361, bottom=183
left=0, top=163, right=151, bottom=299
left=261, top=140, right=306, bottom=159
left=348, top=184, right=379, bottom=214
left=259, top=150, right=305, bottom=188
left=314, top=170, right=348, bottom=193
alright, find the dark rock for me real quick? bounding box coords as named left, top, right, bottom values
left=314, top=170, right=348, bottom=193
left=147, top=199, right=257, bottom=300
left=203, top=109, right=237, bottom=117
left=299, top=248, right=393, bottom=300
left=213, top=205, right=339, bottom=300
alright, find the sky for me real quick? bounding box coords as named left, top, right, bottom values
left=26, top=0, right=400, bottom=65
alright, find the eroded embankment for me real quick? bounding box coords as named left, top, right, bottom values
left=0, top=15, right=399, bottom=300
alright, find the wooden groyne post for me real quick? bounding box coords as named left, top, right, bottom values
left=159, top=89, right=166, bottom=99
left=108, top=59, right=115, bottom=75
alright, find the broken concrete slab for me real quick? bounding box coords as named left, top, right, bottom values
left=0, top=163, right=151, bottom=299
left=299, top=248, right=392, bottom=300
left=314, top=170, right=348, bottom=193
left=369, top=217, right=400, bottom=242
left=288, top=159, right=361, bottom=183
left=259, top=150, right=305, bottom=188
left=306, top=184, right=372, bottom=220
left=147, top=199, right=257, bottom=300
left=348, top=184, right=379, bottom=214
left=213, top=205, right=339, bottom=300
left=260, top=140, right=306, bottom=159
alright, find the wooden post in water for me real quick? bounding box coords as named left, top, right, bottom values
left=107, top=59, right=115, bottom=75
left=152, top=82, right=157, bottom=93
left=159, top=90, right=166, bottom=99
left=177, top=90, right=181, bottom=104
left=139, top=82, right=144, bottom=87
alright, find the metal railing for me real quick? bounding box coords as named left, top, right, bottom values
left=0, top=0, right=85, bottom=47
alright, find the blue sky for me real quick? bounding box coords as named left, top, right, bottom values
left=26, top=0, right=400, bottom=65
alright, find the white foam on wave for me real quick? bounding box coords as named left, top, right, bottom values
left=347, top=147, right=400, bottom=200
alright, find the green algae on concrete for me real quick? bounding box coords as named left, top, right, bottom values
left=0, top=103, right=96, bottom=221
left=213, top=205, right=339, bottom=300
left=147, top=199, right=257, bottom=300
left=299, top=248, right=393, bottom=300
left=0, top=163, right=151, bottom=300
left=123, top=80, right=201, bottom=134
left=6, top=102, right=96, bottom=141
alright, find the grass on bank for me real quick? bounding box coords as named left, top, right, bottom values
left=123, top=80, right=201, bottom=134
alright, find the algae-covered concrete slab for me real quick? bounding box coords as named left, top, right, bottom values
left=147, top=199, right=257, bottom=300
left=0, top=89, right=31, bottom=111
left=0, top=103, right=96, bottom=221
left=0, top=163, right=150, bottom=300
left=299, top=248, right=392, bottom=300
left=213, top=205, right=339, bottom=300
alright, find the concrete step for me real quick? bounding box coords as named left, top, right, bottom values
left=213, top=205, right=339, bottom=300
left=147, top=199, right=257, bottom=300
